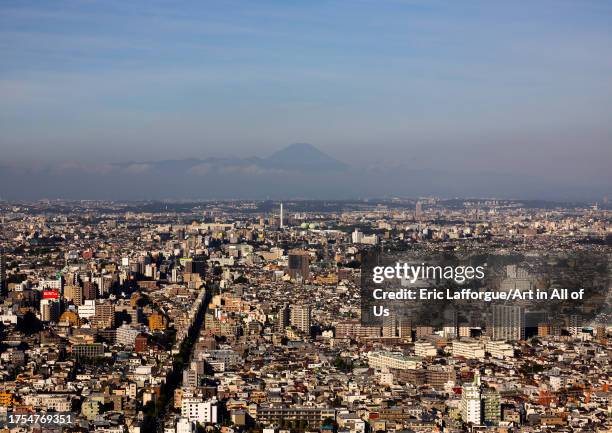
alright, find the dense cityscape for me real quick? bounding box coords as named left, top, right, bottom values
left=2, top=0, right=611, bottom=432
left=0, top=198, right=609, bottom=433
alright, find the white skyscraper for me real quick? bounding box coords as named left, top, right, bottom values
left=461, top=373, right=482, bottom=425
left=352, top=228, right=363, bottom=244
left=280, top=202, right=284, bottom=228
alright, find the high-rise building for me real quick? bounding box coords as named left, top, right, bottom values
left=568, top=314, right=582, bottom=336
left=279, top=202, right=284, bottom=229
left=183, top=368, right=199, bottom=388
left=40, top=298, right=60, bottom=322
left=461, top=374, right=482, bottom=425
left=351, top=228, right=363, bottom=244
left=185, top=257, right=206, bottom=276
left=443, top=309, right=458, bottom=339
left=290, top=304, right=312, bottom=334
left=91, top=301, right=115, bottom=329
left=82, top=281, right=97, bottom=300
left=482, top=388, right=501, bottom=425
left=275, top=304, right=290, bottom=332
left=415, top=201, right=423, bottom=219
left=0, top=247, right=6, bottom=298
left=287, top=250, right=310, bottom=281
left=94, top=276, right=111, bottom=297
left=398, top=316, right=412, bottom=339
left=490, top=305, right=525, bottom=341
left=415, top=325, right=434, bottom=339
left=382, top=313, right=397, bottom=337
left=134, top=334, right=149, bottom=353
left=149, top=312, right=168, bottom=331
left=537, top=322, right=551, bottom=337
left=64, top=285, right=83, bottom=306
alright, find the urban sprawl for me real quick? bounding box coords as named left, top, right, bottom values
left=0, top=198, right=610, bottom=433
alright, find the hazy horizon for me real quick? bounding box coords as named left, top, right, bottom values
left=1, top=0, right=611, bottom=200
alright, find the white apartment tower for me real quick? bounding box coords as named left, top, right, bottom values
left=461, top=373, right=482, bottom=425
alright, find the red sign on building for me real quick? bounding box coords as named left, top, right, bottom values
left=42, top=290, right=59, bottom=299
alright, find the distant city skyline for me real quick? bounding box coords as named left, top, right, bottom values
left=0, top=0, right=611, bottom=199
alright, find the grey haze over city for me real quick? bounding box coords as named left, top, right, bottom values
left=1, top=142, right=609, bottom=201
left=0, top=0, right=611, bottom=201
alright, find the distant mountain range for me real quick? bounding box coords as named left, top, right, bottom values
left=114, top=142, right=348, bottom=175
left=0, top=143, right=607, bottom=201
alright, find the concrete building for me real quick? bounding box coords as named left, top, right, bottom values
left=290, top=304, right=312, bottom=334
left=287, top=250, right=310, bottom=281
left=40, top=298, right=60, bottom=322
left=461, top=375, right=482, bottom=425
left=181, top=398, right=218, bottom=424
left=367, top=351, right=422, bottom=370
left=490, top=305, right=525, bottom=341
left=414, top=341, right=437, bottom=358
left=452, top=339, right=485, bottom=359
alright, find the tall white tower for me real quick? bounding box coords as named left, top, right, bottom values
left=280, top=202, right=284, bottom=229
left=461, top=373, right=482, bottom=425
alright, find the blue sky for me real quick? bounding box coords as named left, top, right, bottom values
left=0, top=0, right=611, bottom=190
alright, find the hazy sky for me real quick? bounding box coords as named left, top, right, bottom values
left=1, top=0, right=611, bottom=191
